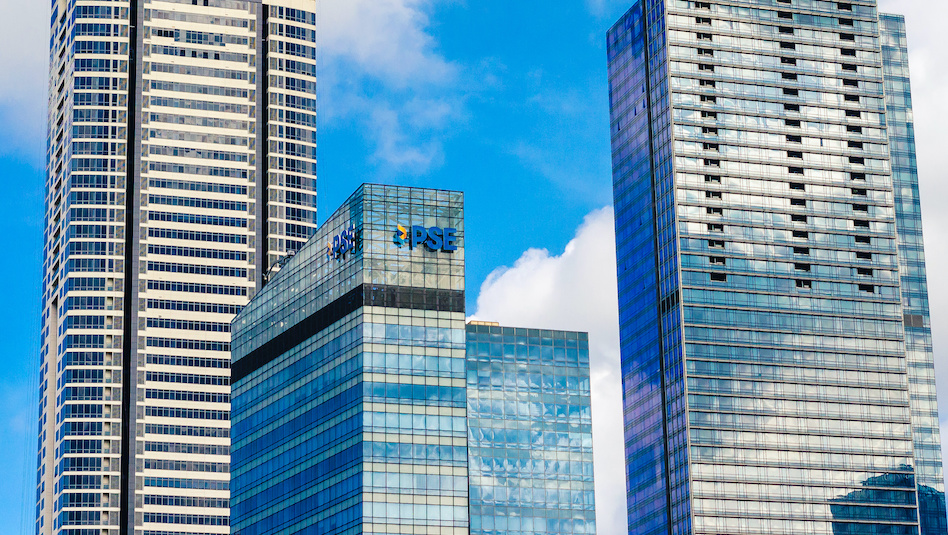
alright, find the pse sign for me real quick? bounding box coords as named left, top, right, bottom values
left=326, top=224, right=358, bottom=261
left=394, top=224, right=458, bottom=252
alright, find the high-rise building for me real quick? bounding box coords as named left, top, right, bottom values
left=230, top=184, right=469, bottom=535
left=37, top=1, right=317, bottom=534
left=607, top=1, right=946, bottom=534
left=230, top=185, right=599, bottom=535
left=466, top=322, right=597, bottom=535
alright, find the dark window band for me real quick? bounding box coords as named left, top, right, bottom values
left=232, top=284, right=464, bottom=382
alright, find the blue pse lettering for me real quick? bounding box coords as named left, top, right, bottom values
left=327, top=224, right=358, bottom=260
left=394, top=224, right=457, bottom=252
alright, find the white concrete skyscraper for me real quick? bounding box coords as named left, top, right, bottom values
left=37, top=1, right=317, bottom=534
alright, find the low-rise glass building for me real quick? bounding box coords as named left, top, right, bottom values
left=466, top=322, right=597, bottom=535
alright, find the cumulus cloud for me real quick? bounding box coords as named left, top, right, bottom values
left=469, top=207, right=628, bottom=534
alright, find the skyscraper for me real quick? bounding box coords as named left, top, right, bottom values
left=230, top=184, right=469, bottom=534
left=229, top=184, right=599, bottom=535
left=607, top=1, right=946, bottom=534
left=38, top=1, right=317, bottom=534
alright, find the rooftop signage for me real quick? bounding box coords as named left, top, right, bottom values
left=394, top=224, right=457, bottom=252
left=327, top=224, right=358, bottom=261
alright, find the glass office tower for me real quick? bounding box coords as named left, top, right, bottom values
left=230, top=184, right=469, bottom=535
left=38, top=1, right=317, bottom=534
left=466, top=322, right=597, bottom=535
left=607, top=1, right=946, bottom=534
left=879, top=14, right=947, bottom=534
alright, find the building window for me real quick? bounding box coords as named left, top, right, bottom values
left=796, top=279, right=812, bottom=289
left=710, top=273, right=728, bottom=282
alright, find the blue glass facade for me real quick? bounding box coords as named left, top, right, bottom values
left=880, top=14, right=948, bottom=535
left=609, top=1, right=946, bottom=534
left=230, top=184, right=468, bottom=535
left=466, top=323, right=597, bottom=534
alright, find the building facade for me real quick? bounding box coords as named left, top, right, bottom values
left=466, top=322, right=597, bottom=535
left=607, top=1, right=946, bottom=534
left=230, top=184, right=469, bottom=535
left=37, top=1, right=317, bottom=534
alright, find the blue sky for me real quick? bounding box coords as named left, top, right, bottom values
left=2, top=1, right=948, bottom=533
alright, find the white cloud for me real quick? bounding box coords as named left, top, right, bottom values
left=469, top=207, right=628, bottom=534
left=317, top=0, right=464, bottom=175
left=317, top=0, right=456, bottom=87
left=0, top=0, right=48, bottom=157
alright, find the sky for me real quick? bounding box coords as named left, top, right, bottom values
left=1, top=0, right=947, bottom=534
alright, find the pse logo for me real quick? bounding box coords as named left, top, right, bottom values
left=326, top=224, right=358, bottom=261
left=394, top=224, right=458, bottom=252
